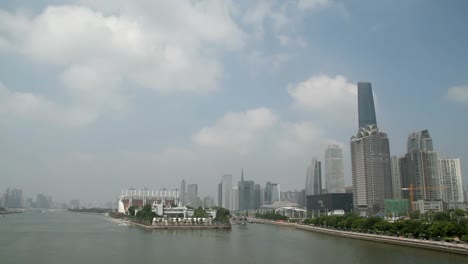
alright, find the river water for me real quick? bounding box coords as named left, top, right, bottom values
left=0, top=211, right=466, bottom=264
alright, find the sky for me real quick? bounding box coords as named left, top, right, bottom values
left=1, top=0, right=467, bottom=205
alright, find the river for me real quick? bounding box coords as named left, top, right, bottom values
left=0, top=211, right=466, bottom=263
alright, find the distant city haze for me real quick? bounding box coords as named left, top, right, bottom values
left=0, top=0, right=467, bottom=205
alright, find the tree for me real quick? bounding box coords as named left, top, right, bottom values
left=214, top=207, right=230, bottom=223
left=194, top=207, right=207, bottom=218
left=128, top=206, right=137, bottom=216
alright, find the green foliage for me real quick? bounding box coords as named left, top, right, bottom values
left=433, top=212, right=451, bottom=222
left=194, top=207, right=207, bottom=218
left=134, top=204, right=158, bottom=225
left=409, top=210, right=421, bottom=219
left=214, top=207, right=230, bottom=223
left=128, top=205, right=137, bottom=216
left=300, top=211, right=468, bottom=240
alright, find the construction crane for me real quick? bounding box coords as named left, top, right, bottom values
left=401, top=184, right=446, bottom=211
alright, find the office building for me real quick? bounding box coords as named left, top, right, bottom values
left=358, top=82, right=377, bottom=128
left=325, top=145, right=345, bottom=193
left=238, top=169, right=255, bottom=211
left=351, top=125, right=392, bottom=216
left=306, top=193, right=353, bottom=213
left=351, top=82, right=392, bottom=216
left=439, top=158, right=464, bottom=203
left=305, top=159, right=322, bottom=196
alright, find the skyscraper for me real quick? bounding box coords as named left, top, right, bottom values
left=351, top=82, right=392, bottom=216
left=238, top=169, right=255, bottom=211
left=325, top=145, right=345, bottom=193
left=222, top=174, right=232, bottom=209
left=217, top=182, right=223, bottom=207
left=305, top=159, right=322, bottom=196
left=402, top=130, right=441, bottom=201
left=390, top=156, right=403, bottom=199
left=351, top=125, right=393, bottom=216
left=439, top=158, right=464, bottom=203
left=254, top=184, right=261, bottom=209
left=180, top=179, right=186, bottom=206
left=187, top=184, right=198, bottom=205
left=358, top=82, right=377, bottom=128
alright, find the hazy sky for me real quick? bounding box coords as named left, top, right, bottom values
left=1, top=0, right=467, bottom=204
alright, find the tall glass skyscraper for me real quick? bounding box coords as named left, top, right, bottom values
left=351, top=82, right=392, bottom=216
left=358, top=82, right=377, bottom=128
left=305, top=158, right=322, bottom=196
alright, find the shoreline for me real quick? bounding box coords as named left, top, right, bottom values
left=129, top=221, right=231, bottom=230
left=249, top=218, right=468, bottom=256
left=105, top=215, right=231, bottom=230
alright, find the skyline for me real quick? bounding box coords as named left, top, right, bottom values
left=1, top=0, right=468, bottom=202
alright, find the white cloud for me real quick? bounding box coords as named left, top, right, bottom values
left=277, top=121, right=331, bottom=157
left=193, top=107, right=277, bottom=152
left=287, top=74, right=357, bottom=122
left=446, top=85, right=468, bottom=104
left=0, top=2, right=245, bottom=126
left=241, top=0, right=329, bottom=42
left=0, top=82, right=98, bottom=127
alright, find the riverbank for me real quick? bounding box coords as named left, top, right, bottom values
left=105, top=215, right=231, bottom=229
left=248, top=218, right=297, bottom=227
left=129, top=221, right=231, bottom=230
left=248, top=217, right=468, bottom=256
left=296, top=225, right=468, bottom=255
left=0, top=210, right=23, bottom=215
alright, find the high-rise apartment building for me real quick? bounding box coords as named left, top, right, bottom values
left=325, top=145, right=345, bottom=193
left=254, top=184, right=261, bottom=209
left=305, top=159, right=322, bottom=196
left=439, top=158, right=464, bottom=203
left=358, top=82, right=378, bottom=128
left=187, top=184, right=198, bottom=205
left=351, top=83, right=392, bottom=216
left=402, top=130, right=441, bottom=201
left=203, top=196, right=215, bottom=208
left=222, top=174, right=233, bottom=209
left=231, top=187, right=239, bottom=210
left=390, top=156, right=402, bottom=199
left=217, top=182, right=223, bottom=207
left=180, top=179, right=186, bottom=206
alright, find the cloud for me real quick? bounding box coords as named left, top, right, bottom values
left=193, top=107, right=277, bottom=152
left=241, top=0, right=329, bottom=42
left=446, top=85, right=468, bottom=104
left=287, top=74, right=357, bottom=122
left=0, top=82, right=98, bottom=127
left=276, top=121, right=337, bottom=157
left=0, top=2, right=245, bottom=126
